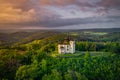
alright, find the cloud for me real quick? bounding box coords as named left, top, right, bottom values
left=0, top=0, right=59, bottom=25
left=97, top=0, right=120, bottom=8
left=0, top=7, right=36, bottom=24
left=39, top=0, right=74, bottom=6
left=6, top=15, right=119, bottom=28
left=0, top=0, right=120, bottom=29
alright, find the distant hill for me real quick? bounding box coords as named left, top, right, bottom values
left=0, top=31, right=61, bottom=46
left=0, top=28, right=120, bottom=33
left=67, top=28, right=120, bottom=33
left=0, top=28, right=120, bottom=46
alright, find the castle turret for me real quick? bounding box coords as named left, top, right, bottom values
left=69, top=40, right=75, bottom=53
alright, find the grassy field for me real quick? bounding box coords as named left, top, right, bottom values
left=84, top=31, right=108, bottom=35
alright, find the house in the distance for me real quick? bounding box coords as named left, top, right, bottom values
left=58, top=38, right=75, bottom=54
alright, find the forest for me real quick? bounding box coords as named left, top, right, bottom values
left=0, top=28, right=120, bottom=80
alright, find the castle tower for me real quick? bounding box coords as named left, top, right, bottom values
left=69, top=40, right=75, bottom=53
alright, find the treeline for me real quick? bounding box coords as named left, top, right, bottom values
left=76, top=42, right=120, bottom=54
left=9, top=41, right=120, bottom=55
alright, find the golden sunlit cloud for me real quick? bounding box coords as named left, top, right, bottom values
left=0, top=7, right=36, bottom=24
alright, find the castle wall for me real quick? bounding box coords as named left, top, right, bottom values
left=58, top=44, right=71, bottom=54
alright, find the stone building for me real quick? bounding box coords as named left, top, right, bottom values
left=58, top=38, right=75, bottom=54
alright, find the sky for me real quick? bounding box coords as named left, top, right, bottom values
left=0, top=0, right=120, bottom=29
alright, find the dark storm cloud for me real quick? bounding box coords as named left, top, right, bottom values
left=97, top=0, right=120, bottom=8
left=7, top=16, right=119, bottom=28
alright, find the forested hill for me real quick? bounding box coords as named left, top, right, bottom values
left=0, top=28, right=120, bottom=46
left=0, top=31, right=61, bottom=46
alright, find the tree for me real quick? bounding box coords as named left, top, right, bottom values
left=85, top=42, right=90, bottom=51
left=16, top=64, right=42, bottom=80
left=41, top=59, right=47, bottom=73
left=42, top=69, right=62, bottom=80
left=75, top=72, right=88, bottom=80
left=111, top=43, right=120, bottom=54
left=84, top=51, right=91, bottom=59
left=64, top=70, right=73, bottom=80
left=64, top=70, right=88, bottom=80
left=40, top=44, right=55, bottom=53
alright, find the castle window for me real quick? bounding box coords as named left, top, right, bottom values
left=67, top=49, right=69, bottom=51
left=67, top=45, right=69, bottom=47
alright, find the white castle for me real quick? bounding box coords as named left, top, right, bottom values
left=58, top=38, right=75, bottom=54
